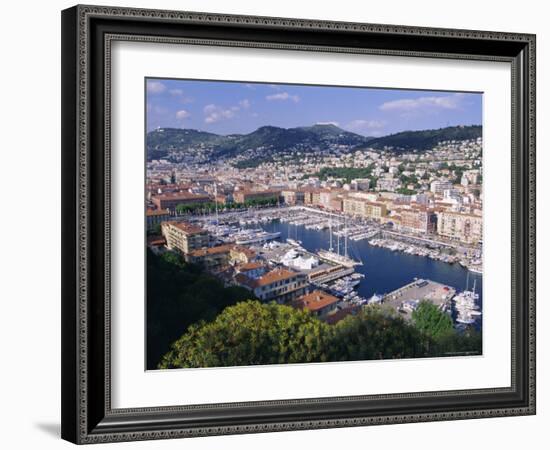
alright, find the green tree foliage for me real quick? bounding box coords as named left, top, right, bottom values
left=431, top=327, right=482, bottom=356
left=154, top=294, right=481, bottom=370
left=396, top=188, right=417, bottom=196
left=411, top=301, right=454, bottom=340
left=328, top=306, right=427, bottom=361
left=147, top=222, right=162, bottom=236
left=146, top=250, right=254, bottom=369
left=363, top=125, right=482, bottom=152
left=175, top=197, right=278, bottom=215
left=159, top=303, right=442, bottom=369
left=159, top=301, right=332, bottom=368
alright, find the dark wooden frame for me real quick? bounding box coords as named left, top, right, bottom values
left=61, top=4, right=536, bottom=444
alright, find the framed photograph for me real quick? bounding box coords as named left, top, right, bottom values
left=61, top=5, right=536, bottom=444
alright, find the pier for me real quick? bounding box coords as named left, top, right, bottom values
left=381, top=278, right=456, bottom=320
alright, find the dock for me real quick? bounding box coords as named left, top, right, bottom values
left=381, top=278, right=455, bottom=320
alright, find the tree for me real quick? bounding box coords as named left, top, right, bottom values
left=147, top=250, right=254, bottom=369
left=328, top=306, right=427, bottom=361
left=159, top=301, right=332, bottom=368
left=431, top=327, right=482, bottom=356
left=411, top=301, right=453, bottom=340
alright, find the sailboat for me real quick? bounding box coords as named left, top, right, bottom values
left=286, top=214, right=302, bottom=247
left=453, top=275, right=482, bottom=325
left=317, top=214, right=362, bottom=267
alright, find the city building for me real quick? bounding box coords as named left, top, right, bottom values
left=152, top=192, right=211, bottom=211
left=343, top=198, right=388, bottom=220
left=235, top=268, right=308, bottom=304
left=235, top=261, right=267, bottom=280
left=186, top=244, right=234, bottom=271
left=302, top=188, right=321, bottom=206
left=351, top=178, right=370, bottom=191
left=233, top=189, right=280, bottom=204
left=293, top=290, right=340, bottom=319
left=376, top=177, right=401, bottom=192
left=146, top=209, right=170, bottom=231
left=436, top=211, right=483, bottom=244
left=430, top=180, right=453, bottom=195
left=230, top=245, right=258, bottom=264
left=400, top=208, right=437, bottom=234
left=161, top=221, right=211, bottom=254
left=281, top=190, right=305, bottom=205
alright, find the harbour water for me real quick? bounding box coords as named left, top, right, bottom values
left=259, top=220, right=483, bottom=310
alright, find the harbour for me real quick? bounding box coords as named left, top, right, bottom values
left=177, top=205, right=483, bottom=329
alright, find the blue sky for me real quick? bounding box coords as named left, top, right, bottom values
left=146, top=78, right=482, bottom=136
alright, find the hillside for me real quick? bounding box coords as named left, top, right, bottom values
left=146, top=124, right=482, bottom=163
left=146, top=124, right=372, bottom=162
left=362, top=125, right=482, bottom=152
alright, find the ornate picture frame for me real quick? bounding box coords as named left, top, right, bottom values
left=61, top=5, right=536, bottom=444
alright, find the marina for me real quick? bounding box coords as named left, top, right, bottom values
left=183, top=206, right=483, bottom=328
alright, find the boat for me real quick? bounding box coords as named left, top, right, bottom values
left=318, top=215, right=362, bottom=267
left=235, top=230, right=281, bottom=245
left=317, top=250, right=362, bottom=268
left=468, top=265, right=483, bottom=274
left=452, top=278, right=482, bottom=326
left=287, top=238, right=303, bottom=247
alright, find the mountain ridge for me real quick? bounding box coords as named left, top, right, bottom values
left=146, top=124, right=482, bottom=162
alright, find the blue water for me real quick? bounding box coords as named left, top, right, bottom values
left=260, top=221, right=483, bottom=309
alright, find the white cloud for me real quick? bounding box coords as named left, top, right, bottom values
left=175, top=110, right=191, bottom=120
left=316, top=121, right=340, bottom=127
left=204, top=104, right=238, bottom=124
left=169, top=88, right=183, bottom=96
left=147, top=80, right=166, bottom=94
left=379, top=93, right=465, bottom=113
left=202, top=100, right=253, bottom=124
left=266, top=92, right=300, bottom=103
left=346, top=119, right=386, bottom=132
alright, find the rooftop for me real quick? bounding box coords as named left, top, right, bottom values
left=163, top=221, right=205, bottom=235
left=294, top=290, right=339, bottom=312
left=188, top=244, right=234, bottom=257
left=146, top=208, right=170, bottom=216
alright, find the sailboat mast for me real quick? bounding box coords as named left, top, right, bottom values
left=329, top=215, right=333, bottom=251
left=344, top=214, right=348, bottom=258
left=214, top=183, right=219, bottom=227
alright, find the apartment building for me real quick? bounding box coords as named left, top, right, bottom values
left=186, top=244, right=234, bottom=270
left=233, top=189, right=280, bottom=204
left=161, top=221, right=211, bottom=254
left=293, top=290, right=340, bottom=319
left=343, top=198, right=388, bottom=220
left=400, top=208, right=437, bottom=234
left=146, top=208, right=170, bottom=231
left=436, top=211, right=483, bottom=244
left=152, top=192, right=211, bottom=211
left=235, top=268, right=308, bottom=304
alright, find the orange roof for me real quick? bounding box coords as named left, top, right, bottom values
left=147, top=236, right=166, bottom=246
left=234, top=273, right=258, bottom=289
left=231, top=245, right=257, bottom=258
left=238, top=261, right=265, bottom=271
left=153, top=192, right=210, bottom=201
left=188, top=244, right=234, bottom=257
left=163, top=221, right=205, bottom=235
left=146, top=209, right=170, bottom=216
left=255, top=268, right=299, bottom=287
left=294, top=290, right=339, bottom=312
